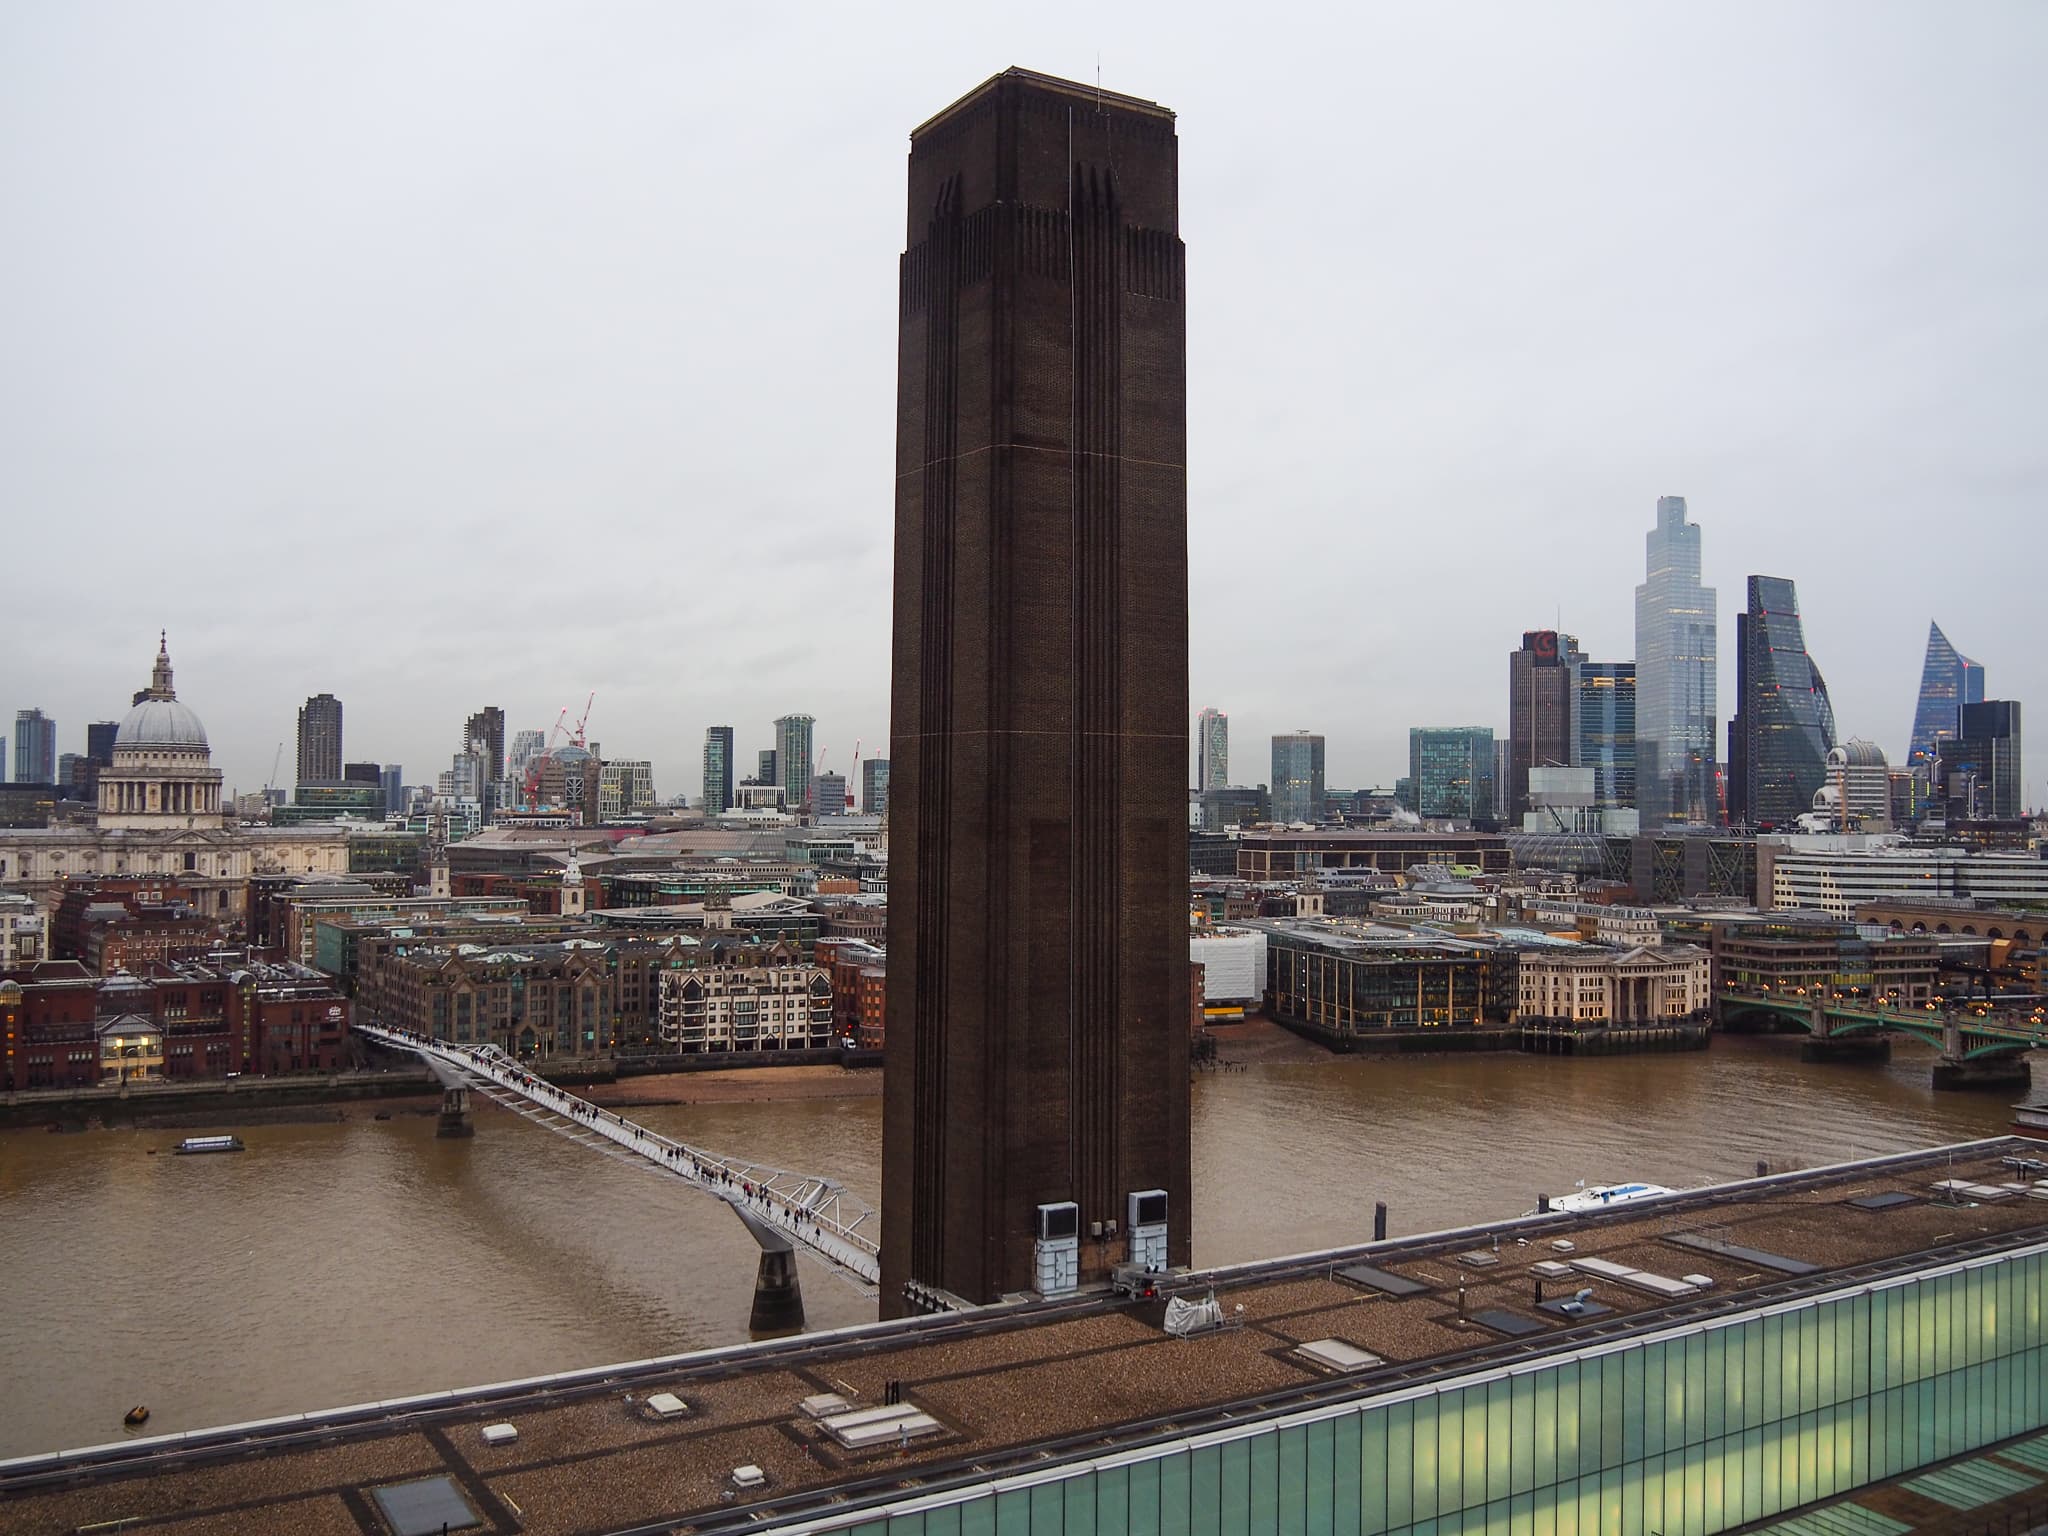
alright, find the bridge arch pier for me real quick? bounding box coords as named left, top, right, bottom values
left=436, top=1083, right=474, bottom=1138
left=1932, top=1053, right=2032, bottom=1093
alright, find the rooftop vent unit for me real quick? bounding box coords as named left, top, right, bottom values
left=479, top=1423, right=518, bottom=1447
left=731, top=1465, right=767, bottom=1491
left=819, top=1403, right=945, bottom=1450
left=643, top=1392, right=689, bottom=1420
left=801, top=1392, right=855, bottom=1419
left=1295, top=1338, right=1382, bottom=1373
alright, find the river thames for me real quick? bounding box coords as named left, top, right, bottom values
left=0, top=1036, right=2018, bottom=1457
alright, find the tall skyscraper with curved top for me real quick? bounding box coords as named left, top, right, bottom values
left=1729, top=575, right=1835, bottom=829
left=884, top=68, right=1191, bottom=1315
left=1634, top=496, right=1718, bottom=826
left=1907, top=622, right=1984, bottom=770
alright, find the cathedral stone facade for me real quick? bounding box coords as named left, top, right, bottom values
left=0, top=638, right=348, bottom=921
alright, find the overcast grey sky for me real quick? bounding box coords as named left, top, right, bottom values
left=4, top=3, right=2042, bottom=803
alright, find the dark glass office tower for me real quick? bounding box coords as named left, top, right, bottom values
left=1507, top=631, right=1576, bottom=822
left=1271, top=732, right=1326, bottom=824
left=295, top=694, right=342, bottom=787
left=1729, top=576, right=1836, bottom=829
left=883, top=69, right=1191, bottom=1314
left=1937, top=701, right=2023, bottom=822
left=1907, top=622, right=1984, bottom=770
left=702, top=726, right=735, bottom=815
left=1576, top=662, right=1636, bottom=809
left=1408, top=727, right=1494, bottom=821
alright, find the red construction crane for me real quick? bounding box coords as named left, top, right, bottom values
left=522, top=696, right=597, bottom=810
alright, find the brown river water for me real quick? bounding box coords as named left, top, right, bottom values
left=0, top=1036, right=2019, bottom=1457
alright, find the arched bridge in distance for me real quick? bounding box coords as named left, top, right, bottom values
left=1718, top=984, right=2048, bottom=1090
left=354, top=1022, right=882, bottom=1333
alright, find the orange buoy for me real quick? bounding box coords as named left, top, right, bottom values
left=124, top=1406, right=149, bottom=1427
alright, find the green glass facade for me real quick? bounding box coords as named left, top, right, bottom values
left=824, top=1246, right=2048, bottom=1536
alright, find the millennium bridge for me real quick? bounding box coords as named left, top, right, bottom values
left=355, top=1022, right=882, bottom=1330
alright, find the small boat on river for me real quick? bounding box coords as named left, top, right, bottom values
left=1538, top=1180, right=1675, bottom=1215
left=173, top=1135, right=245, bottom=1155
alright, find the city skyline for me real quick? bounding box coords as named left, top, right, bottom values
left=3, top=6, right=2043, bottom=798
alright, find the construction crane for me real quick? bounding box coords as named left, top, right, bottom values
left=521, top=695, right=598, bottom=810
left=264, top=743, right=283, bottom=801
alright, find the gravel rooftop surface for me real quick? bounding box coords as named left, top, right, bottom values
left=8, top=1142, right=2044, bottom=1536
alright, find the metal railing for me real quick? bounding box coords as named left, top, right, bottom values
left=355, top=1022, right=880, bottom=1288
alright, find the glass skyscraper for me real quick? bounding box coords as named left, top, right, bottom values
left=1937, top=700, right=2022, bottom=822
left=1506, top=631, right=1576, bottom=823
left=10, top=709, right=56, bottom=784
left=1906, top=621, right=1984, bottom=770
left=1729, top=575, right=1836, bottom=829
left=774, top=714, right=815, bottom=810
left=702, top=725, right=735, bottom=814
left=1195, top=707, right=1228, bottom=793
left=1633, top=496, right=1718, bottom=826
left=1271, top=732, right=1325, bottom=825
left=1575, top=662, right=1636, bottom=809
left=1408, top=727, right=1494, bottom=821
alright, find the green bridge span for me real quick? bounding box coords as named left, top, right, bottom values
left=1719, top=985, right=2048, bottom=1089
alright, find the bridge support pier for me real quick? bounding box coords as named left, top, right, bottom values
left=1932, top=1055, right=2031, bottom=1093
left=436, top=1084, right=474, bottom=1138
left=1800, top=1037, right=1890, bottom=1065
left=749, top=1245, right=805, bottom=1339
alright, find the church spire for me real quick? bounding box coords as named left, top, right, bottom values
left=149, top=631, right=177, bottom=699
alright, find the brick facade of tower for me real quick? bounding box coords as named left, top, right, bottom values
left=883, top=69, right=1192, bottom=1314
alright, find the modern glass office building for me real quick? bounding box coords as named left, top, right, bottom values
left=1271, top=732, right=1326, bottom=825
left=1729, top=576, right=1835, bottom=829
left=1634, top=497, right=1719, bottom=828
left=1907, top=621, right=1985, bottom=770
left=829, top=1245, right=2048, bottom=1536
left=775, top=714, right=815, bottom=811
left=1937, top=700, right=2024, bottom=822
left=8, top=709, right=55, bottom=785
left=703, top=725, right=736, bottom=814
left=1576, top=662, right=1636, bottom=810
left=1408, top=727, right=1495, bottom=821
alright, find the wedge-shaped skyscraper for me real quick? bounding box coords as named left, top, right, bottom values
left=1907, top=621, right=1984, bottom=770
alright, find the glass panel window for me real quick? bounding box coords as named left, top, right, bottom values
left=1218, top=1439, right=1251, bottom=1536
left=1125, top=1461, right=1158, bottom=1536
left=1189, top=1447, right=1220, bottom=1536
left=1387, top=1400, right=1415, bottom=1532
left=1094, top=1466, right=1128, bottom=1536
left=1354, top=1411, right=1381, bottom=1536
left=1159, top=1451, right=1191, bottom=1536
left=1514, top=1372, right=1540, bottom=1498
